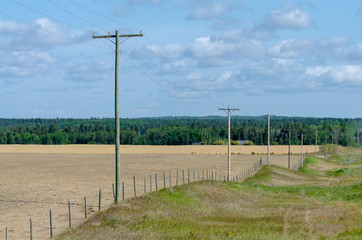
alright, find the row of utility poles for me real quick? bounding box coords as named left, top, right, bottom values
left=92, top=30, right=357, bottom=204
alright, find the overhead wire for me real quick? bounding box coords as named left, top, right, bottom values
left=0, top=10, right=110, bottom=51
left=47, top=0, right=109, bottom=33
left=63, top=0, right=226, bottom=108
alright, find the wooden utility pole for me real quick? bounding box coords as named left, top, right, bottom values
left=93, top=30, right=143, bottom=203
left=315, top=129, right=318, bottom=155
left=288, top=130, right=291, bottom=169
left=301, top=133, right=304, bottom=167
left=218, top=105, right=239, bottom=181
left=262, top=113, right=276, bottom=165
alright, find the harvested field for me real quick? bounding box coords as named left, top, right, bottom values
left=0, top=145, right=316, bottom=239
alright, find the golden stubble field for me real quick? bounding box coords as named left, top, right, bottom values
left=0, top=144, right=317, bottom=239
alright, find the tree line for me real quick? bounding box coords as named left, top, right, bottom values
left=0, top=117, right=360, bottom=146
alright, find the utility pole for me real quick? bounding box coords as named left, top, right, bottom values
left=315, top=129, right=318, bottom=155
left=218, top=105, right=239, bottom=181
left=262, top=113, right=276, bottom=166
left=301, top=133, right=304, bottom=167
left=93, top=30, right=143, bottom=203
left=288, top=130, right=291, bottom=169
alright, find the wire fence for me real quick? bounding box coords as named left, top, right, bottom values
left=2, top=155, right=308, bottom=240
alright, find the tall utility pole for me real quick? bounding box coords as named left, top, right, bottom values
left=93, top=30, right=143, bottom=203
left=262, top=113, right=276, bottom=166
left=218, top=105, right=239, bottom=181
left=315, top=129, right=318, bottom=155
left=288, top=130, right=291, bottom=169
left=301, top=133, right=304, bottom=167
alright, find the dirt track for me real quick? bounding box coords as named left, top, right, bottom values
left=0, top=145, right=315, bottom=239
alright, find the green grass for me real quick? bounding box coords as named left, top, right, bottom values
left=55, top=151, right=362, bottom=240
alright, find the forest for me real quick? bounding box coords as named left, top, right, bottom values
left=0, top=116, right=360, bottom=146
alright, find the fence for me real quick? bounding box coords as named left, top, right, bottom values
left=3, top=156, right=306, bottom=239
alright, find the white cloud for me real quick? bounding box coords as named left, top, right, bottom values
left=0, top=50, right=55, bottom=78
left=65, top=62, right=112, bottom=82
left=186, top=1, right=230, bottom=20
left=305, top=66, right=331, bottom=77
left=264, top=3, right=313, bottom=30
left=330, top=65, right=362, bottom=84
left=0, top=18, right=72, bottom=50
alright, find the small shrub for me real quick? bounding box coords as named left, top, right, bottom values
left=213, top=140, right=225, bottom=145
left=231, top=141, right=239, bottom=145
left=244, top=141, right=254, bottom=145
left=251, top=151, right=255, bottom=155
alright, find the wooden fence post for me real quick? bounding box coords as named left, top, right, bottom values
left=155, top=174, right=158, bottom=190
left=144, top=175, right=147, bottom=193
left=133, top=176, right=137, bottom=197
left=112, top=183, right=115, bottom=202
left=122, top=181, right=125, bottom=200
left=50, top=210, right=53, bottom=238
left=30, top=218, right=33, bottom=240
left=188, top=169, right=190, bottom=183
left=5, top=227, right=8, bottom=240
left=176, top=169, right=179, bottom=186
left=68, top=201, right=72, bottom=228
left=84, top=197, right=87, bottom=219
left=163, top=172, right=166, bottom=188
left=98, top=189, right=102, bottom=212
left=193, top=169, right=195, bottom=182
left=150, top=174, right=153, bottom=192
left=202, top=169, right=205, bottom=180
left=169, top=171, right=172, bottom=187
left=182, top=169, right=185, bottom=184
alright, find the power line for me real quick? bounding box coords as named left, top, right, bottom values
left=10, top=0, right=87, bottom=32
left=68, top=0, right=139, bottom=32
left=144, top=35, right=225, bottom=107
left=0, top=10, right=109, bottom=50
left=48, top=0, right=109, bottom=33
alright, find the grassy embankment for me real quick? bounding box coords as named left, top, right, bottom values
left=55, top=148, right=362, bottom=240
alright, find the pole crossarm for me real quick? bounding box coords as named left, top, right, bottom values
left=92, top=33, right=143, bottom=39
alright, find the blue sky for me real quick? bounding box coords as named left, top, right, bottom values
left=0, top=0, right=361, bottom=118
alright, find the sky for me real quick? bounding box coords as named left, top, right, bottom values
left=0, top=0, right=361, bottom=118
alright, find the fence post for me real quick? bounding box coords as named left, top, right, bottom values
left=122, top=181, right=125, bottom=200
left=150, top=174, right=152, bottom=192
left=207, top=170, right=209, bottom=180
left=163, top=172, right=166, bottom=188
left=5, top=227, right=8, bottom=240
left=198, top=168, right=200, bottom=181
left=30, top=218, right=33, bottom=240
left=169, top=171, right=172, bottom=187
left=144, top=175, right=147, bottom=193
left=182, top=169, right=185, bottom=184
left=112, top=183, right=115, bottom=202
left=155, top=174, right=158, bottom=190
left=84, top=197, right=87, bottom=219
left=68, top=201, right=72, bottom=228
left=50, top=210, right=53, bottom=238
left=188, top=169, right=190, bottom=183
left=98, top=189, right=102, bottom=212
left=193, top=169, right=195, bottom=182
left=202, top=169, right=205, bottom=180
left=224, top=175, right=225, bottom=181
left=176, top=169, right=179, bottom=186
left=134, top=176, right=137, bottom=197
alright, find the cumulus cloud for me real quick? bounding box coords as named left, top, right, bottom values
left=263, top=3, right=314, bottom=30
left=0, top=18, right=72, bottom=50
left=65, top=62, right=113, bottom=82
left=186, top=1, right=231, bottom=20
left=0, top=50, right=55, bottom=78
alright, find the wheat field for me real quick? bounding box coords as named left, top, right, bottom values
left=0, top=144, right=317, bottom=239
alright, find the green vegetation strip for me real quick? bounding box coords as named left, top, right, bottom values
left=55, top=152, right=361, bottom=240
